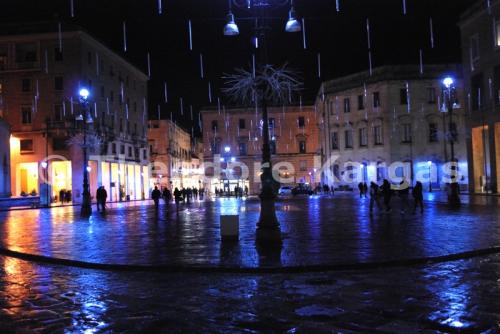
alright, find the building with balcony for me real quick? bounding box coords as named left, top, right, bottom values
left=0, top=118, right=10, bottom=197
left=0, top=26, right=150, bottom=203
left=148, top=119, right=204, bottom=190
left=459, top=0, right=500, bottom=193
left=317, top=65, right=468, bottom=190
left=201, top=105, right=321, bottom=195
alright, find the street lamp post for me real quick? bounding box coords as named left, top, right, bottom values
left=224, top=0, right=300, bottom=243
left=78, top=88, right=92, bottom=217
left=442, top=77, right=460, bottom=207
left=427, top=160, right=432, bottom=192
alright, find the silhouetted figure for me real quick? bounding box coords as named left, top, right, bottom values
left=381, top=179, right=392, bottom=212
left=412, top=181, right=424, bottom=214
left=162, top=188, right=172, bottom=205
left=369, top=182, right=382, bottom=213
left=362, top=182, right=368, bottom=198
left=398, top=180, right=410, bottom=214
left=244, top=186, right=249, bottom=196
left=174, top=187, right=182, bottom=211
left=358, top=182, right=364, bottom=198
left=59, top=189, right=65, bottom=204
left=151, top=186, right=161, bottom=210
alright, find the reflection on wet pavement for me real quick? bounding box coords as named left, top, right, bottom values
left=0, top=194, right=499, bottom=267
left=0, top=254, right=499, bottom=332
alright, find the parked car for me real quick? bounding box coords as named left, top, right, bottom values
left=278, top=186, right=293, bottom=195
left=292, top=184, right=314, bottom=196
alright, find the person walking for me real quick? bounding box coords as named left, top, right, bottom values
left=174, top=187, right=182, bottom=211
left=99, top=186, right=107, bottom=212
left=369, top=181, right=382, bottom=213
left=398, top=179, right=410, bottom=214
left=362, top=182, right=368, bottom=198
left=381, top=179, right=392, bottom=212
left=412, top=181, right=424, bottom=214
left=358, top=182, right=364, bottom=198
left=151, top=186, right=161, bottom=211
left=95, top=187, right=102, bottom=212
left=162, top=187, right=172, bottom=205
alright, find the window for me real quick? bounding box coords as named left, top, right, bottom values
left=427, top=87, right=436, bottom=104
left=239, top=118, right=246, bottom=129
left=100, top=86, right=105, bottom=98
left=0, top=45, right=7, bottom=70
left=359, top=128, right=367, bottom=147
left=344, top=130, right=353, bottom=148
left=211, top=142, right=220, bottom=154
left=400, top=88, right=408, bottom=105
left=120, top=144, right=125, bottom=155
left=22, top=78, right=32, bottom=92
left=15, top=43, right=37, bottom=62
left=54, top=76, right=63, bottom=91
left=239, top=142, right=247, bottom=156
left=471, top=73, right=483, bottom=110
left=470, top=34, right=480, bottom=68
left=110, top=90, right=114, bottom=102
left=54, top=48, right=63, bottom=62
left=20, top=139, right=33, bottom=153
left=270, top=140, right=277, bottom=154
left=331, top=132, right=339, bottom=150
left=112, top=143, right=117, bottom=154
left=119, top=118, right=123, bottom=132
left=299, top=160, right=307, bottom=171
left=343, top=98, right=351, bottom=113
left=211, top=120, right=218, bottom=131
left=429, top=123, right=438, bottom=142
left=299, top=140, right=306, bottom=153
left=143, top=149, right=147, bottom=160
left=269, top=118, right=275, bottom=129
left=52, top=138, right=66, bottom=151
left=402, top=123, right=412, bottom=143
left=328, top=100, right=335, bottom=115
left=374, top=126, right=383, bottom=145
left=54, top=104, right=63, bottom=121
left=21, top=105, right=32, bottom=124
left=373, top=92, right=381, bottom=108
left=357, top=95, right=364, bottom=110
left=494, top=66, right=500, bottom=105
left=128, top=147, right=133, bottom=157
left=298, top=116, right=305, bottom=128
left=87, top=52, right=92, bottom=65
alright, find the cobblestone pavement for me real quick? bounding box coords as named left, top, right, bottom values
left=0, top=194, right=499, bottom=267
left=0, top=253, right=499, bottom=333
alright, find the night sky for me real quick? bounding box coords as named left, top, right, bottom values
left=0, top=0, right=475, bottom=134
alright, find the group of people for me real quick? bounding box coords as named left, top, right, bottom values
left=214, top=186, right=249, bottom=198
left=368, top=179, right=424, bottom=215
left=151, top=186, right=206, bottom=211
left=357, top=182, right=369, bottom=198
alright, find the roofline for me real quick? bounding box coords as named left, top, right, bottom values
left=459, top=0, right=499, bottom=27
left=0, top=24, right=148, bottom=80
left=318, top=64, right=462, bottom=97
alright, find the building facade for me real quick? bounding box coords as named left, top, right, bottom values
left=148, top=119, right=204, bottom=190
left=459, top=0, right=500, bottom=193
left=317, top=65, right=468, bottom=190
left=201, top=106, right=321, bottom=195
left=0, top=119, right=10, bottom=197
left=0, top=29, right=150, bottom=203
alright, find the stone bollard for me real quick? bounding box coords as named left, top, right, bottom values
left=220, top=214, right=239, bottom=241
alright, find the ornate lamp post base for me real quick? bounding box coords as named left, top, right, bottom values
left=81, top=192, right=92, bottom=217
left=257, top=196, right=281, bottom=242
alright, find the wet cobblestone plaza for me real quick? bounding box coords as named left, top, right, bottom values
left=0, top=194, right=499, bottom=332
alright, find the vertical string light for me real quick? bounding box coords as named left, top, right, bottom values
left=164, top=82, right=168, bottom=103
left=70, top=0, right=75, bottom=17
left=336, top=0, right=340, bottom=12
left=157, top=104, right=161, bottom=120
left=44, top=49, right=49, bottom=74
left=158, top=0, right=163, bottom=15
left=96, top=52, right=100, bottom=76
left=302, top=18, right=307, bottom=49
left=123, top=21, right=127, bottom=52
left=200, top=54, right=204, bottom=78
left=208, top=82, right=213, bottom=103
left=402, top=0, right=407, bottom=15
left=58, top=22, right=63, bottom=52
left=147, top=52, right=151, bottom=78
left=252, top=54, right=256, bottom=78
left=366, top=18, right=373, bottom=76
left=419, top=49, right=424, bottom=74
left=317, top=53, right=321, bottom=78
left=180, top=97, right=184, bottom=115
left=188, top=20, right=193, bottom=50
left=429, top=17, right=435, bottom=49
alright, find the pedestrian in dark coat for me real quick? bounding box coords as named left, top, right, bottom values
left=412, top=181, right=424, bottom=214
left=151, top=186, right=161, bottom=210
left=369, top=182, right=382, bottom=213
left=381, top=179, right=392, bottom=212
left=174, top=187, right=182, bottom=211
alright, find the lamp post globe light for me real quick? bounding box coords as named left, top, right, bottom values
left=223, top=0, right=301, bottom=243
left=78, top=87, right=93, bottom=217
left=442, top=76, right=460, bottom=207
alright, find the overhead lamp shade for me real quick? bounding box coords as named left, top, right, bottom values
left=224, top=13, right=239, bottom=36
left=285, top=8, right=301, bottom=33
